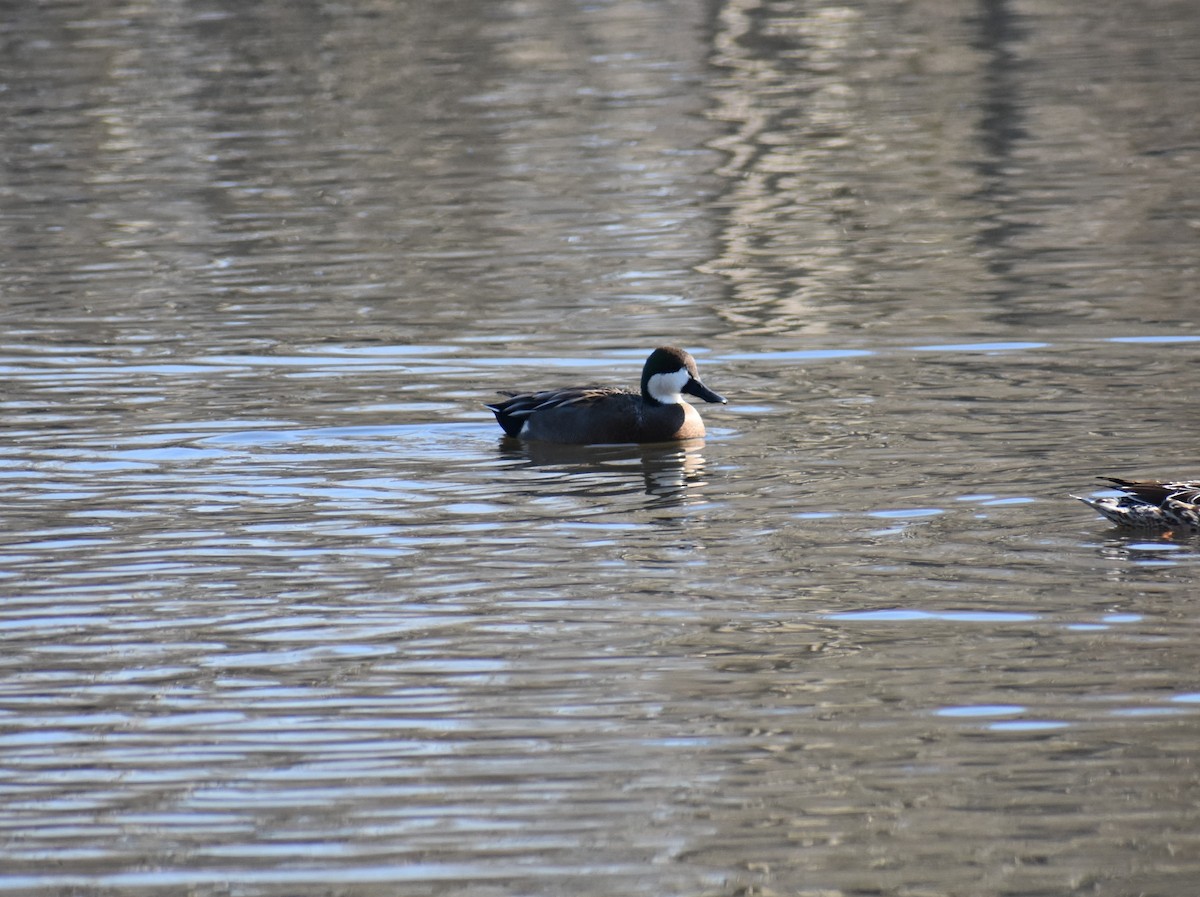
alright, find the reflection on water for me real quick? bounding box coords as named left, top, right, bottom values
left=497, top=438, right=712, bottom=506
left=703, top=0, right=1200, bottom=343
left=2, top=0, right=1200, bottom=894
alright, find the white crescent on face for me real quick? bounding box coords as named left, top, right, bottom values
left=646, top=367, right=691, bottom=404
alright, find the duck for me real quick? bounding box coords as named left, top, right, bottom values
left=1076, top=477, right=1200, bottom=531
left=486, top=346, right=726, bottom=445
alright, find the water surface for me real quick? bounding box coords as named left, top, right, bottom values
left=3, top=0, right=1200, bottom=895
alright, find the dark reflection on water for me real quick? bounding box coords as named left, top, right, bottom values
left=3, top=0, right=1200, bottom=895
left=969, top=0, right=1031, bottom=268
left=703, top=0, right=1200, bottom=342
left=495, top=438, right=713, bottom=506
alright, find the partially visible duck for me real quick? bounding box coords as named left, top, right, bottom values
left=1076, top=477, right=1200, bottom=531
left=486, top=346, right=726, bottom=445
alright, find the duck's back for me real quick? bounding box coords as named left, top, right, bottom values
left=521, top=390, right=637, bottom=444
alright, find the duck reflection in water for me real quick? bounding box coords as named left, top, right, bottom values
left=495, top=438, right=711, bottom=506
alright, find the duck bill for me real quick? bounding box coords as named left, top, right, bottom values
left=683, top=378, right=726, bottom=404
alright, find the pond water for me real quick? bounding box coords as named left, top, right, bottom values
left=3, top=0, right=1200, bottom=895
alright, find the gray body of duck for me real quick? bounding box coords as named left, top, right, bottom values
left=1076, top=477, right=1200, bottom=531
left=486, top=346, right=726, bottom=445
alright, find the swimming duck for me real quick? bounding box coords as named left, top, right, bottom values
left=486, top=346, right=726, bottom=444
left=1076, top=477, right=1200, bottom=531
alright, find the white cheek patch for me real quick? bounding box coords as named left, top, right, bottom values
left=647, top=368, right=691, bottom=403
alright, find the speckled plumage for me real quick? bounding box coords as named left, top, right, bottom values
left=1076, top=477, right=1200, bottom=532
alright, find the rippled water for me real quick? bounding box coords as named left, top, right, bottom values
left=3, top=0, right=1200, bottom=894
